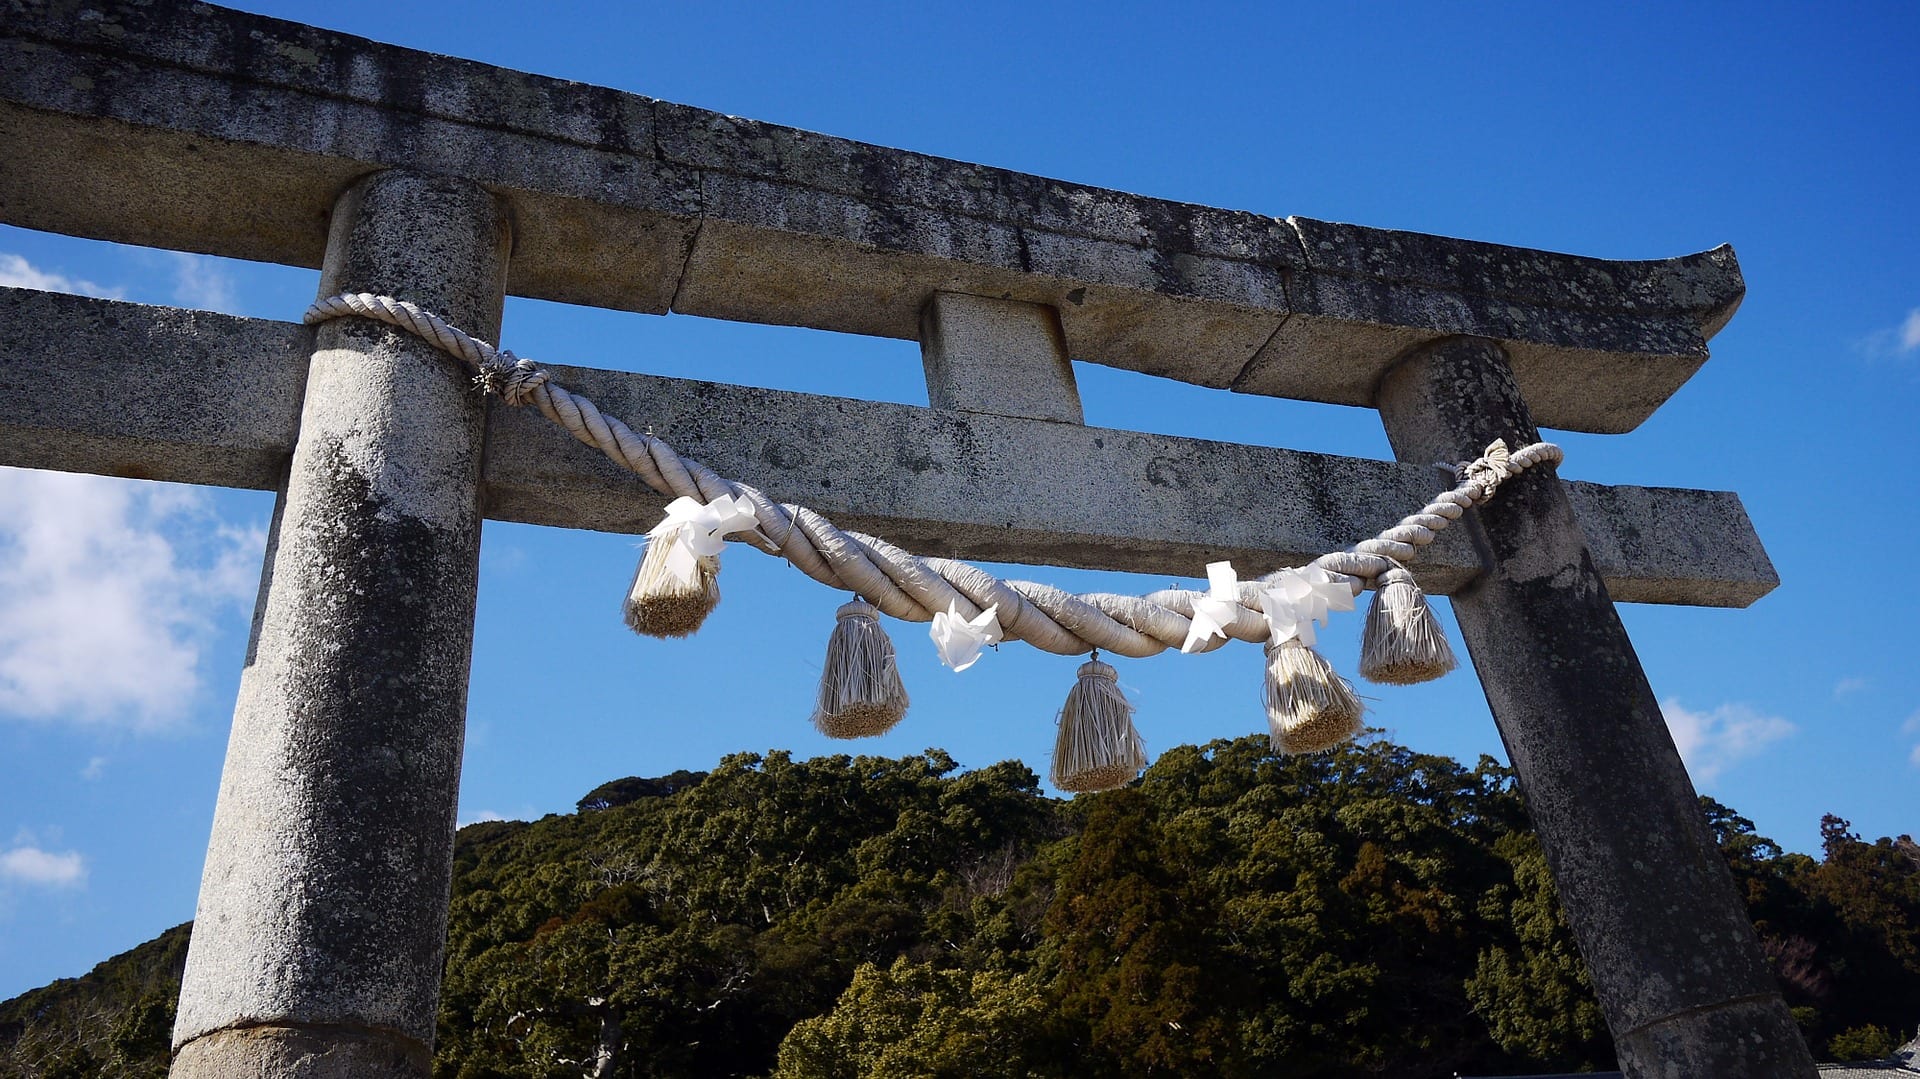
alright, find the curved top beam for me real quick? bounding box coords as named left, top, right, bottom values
left=0, top=0, right=1741, bottom=432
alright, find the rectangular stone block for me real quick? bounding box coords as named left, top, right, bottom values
left=919, top=293, right=1082, bottom=423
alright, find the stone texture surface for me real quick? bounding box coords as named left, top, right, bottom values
left=481, top=360, right=1777, bottom=605
left=169, top=172, right=510, bottom=1079
left=0, top=0, right=1745, bottom=433
left=1375, top=336, right=1813, bottom=1079
left=919, top=292, right=1083, bottom=422
left=0, top=4, right=695, bottom=314
left=0, top=286, right=307, bottom=487
left=171, top=1026, right=427, bottom=1079
left=1244, top=220, right=1745, bottom=433
left=0, top=289, right=1778, bottom=606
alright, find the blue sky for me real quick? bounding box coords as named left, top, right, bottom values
left=2, top=2, right=1916, bottom=1000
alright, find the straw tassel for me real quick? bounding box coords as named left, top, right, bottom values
left=1358, top=566, right=1456, bottom=685
left=1264, top=638, right=1364, bottom=754
left=1050, top=655, right=1147, bottom=793
left=622, top=536, right=721, bottom=639
left=812, top=600, right=910, bottom=738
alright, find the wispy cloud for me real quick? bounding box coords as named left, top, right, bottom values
left=0, top=253, right=123, bottom=300
left=1905, top=711, right=1920, bottom=769
left=166, top=252, right=239, bottom=313
left=2, top=248, right=245, bottom=314
left=480, top=543, right=528, bottom=576
left=1859, top=308, right=1920, bottom=360
left=0, top=845, right=87, bottom=888
left=80, top=756, right=107, bottom=781
left=458, top=809, right=509, bottom=828
left=1834, top=677, right=1868, bottom=699
left=1661, top=698, right=1795, bottom=785
left=0, top=469, right=265, bottom=731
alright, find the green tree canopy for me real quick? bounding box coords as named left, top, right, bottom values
left=5, top=738, right=1914, bottom=1077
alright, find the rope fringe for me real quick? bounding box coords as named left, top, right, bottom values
left=1264, top=640, right=1364, bottom=754
left=1050, top=657, right=1147, bottom=793
left=812, top=600, right=910, bottom=738
left=1358, top=567, right=1456, bottom=685
left=623, top=540, right=720, bottom=639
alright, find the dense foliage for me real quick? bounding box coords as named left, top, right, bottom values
left=0, top=923, right=186, bottom=1078
left=3, top=737, right=1915, bottom=1077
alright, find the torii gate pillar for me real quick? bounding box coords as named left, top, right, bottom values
left=169, top=171, right=511, bottom=1078
left=1376, top=337, right=1815, bottom=1077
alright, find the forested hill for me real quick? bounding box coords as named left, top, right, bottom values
left=4, top=736, right=1917, bottom=1078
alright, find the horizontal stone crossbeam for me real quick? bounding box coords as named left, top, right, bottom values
left=0, top=287, right=1776, bottom=607
left=1, top=0, right=1741, bottom=434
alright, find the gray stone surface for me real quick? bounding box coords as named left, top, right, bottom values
left=0, top=0, right=1743, bottom=433
left=1245, top=220, right=1744, bottom=433
left=170, top=173, right=510, bottom=1079
left=0, top=286, right=307, bottom=487
left=171, top=1026, right=427, bottom=1079
left=1375, top=336, right=1814, bottom=1079
left=0, top=287, right=1778, bottom=606
left=919, top=292, right=1083, bottom=422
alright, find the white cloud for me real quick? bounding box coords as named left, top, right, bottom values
left=1661, top=697, right=1795, bottom=784
left=480, top=543, right=528, bottom=576
left=0, top=469, right=265, bottom=731
left=0, top=253, right=123, bottom=299
left=167, top=252, right=239, bottom=313
left=80, top=756, right=107, bottom=781
left=0, top=845, right=87, bottom=888
left=458, top=810, right=508, bottom=828
left=2, top=248, right=245, bottom=313
left=1834, top=677, right=1868, bottom=698
left=1860, top=307, right=1920, bottom=360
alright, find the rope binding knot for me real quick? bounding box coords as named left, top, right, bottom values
left=474, top=350, right=551, bottom=405
left=1454, top=439, right=1517, bottom=504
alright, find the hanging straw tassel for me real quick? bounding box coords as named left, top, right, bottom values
left=1264, top=638, right=1364, bottom=754
left=622, top=536, right=720, bottom=639
left=1050, top=655, right=1148, bottom=793
left=1358, top=566, right=1456, bottom=685
left=812, top=599, right=910, bottom=738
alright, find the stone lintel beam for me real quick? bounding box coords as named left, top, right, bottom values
left=0, top=286, right=310, bottom=488
left=0, top=288, right=1778, bottom=607
left=1, top=0, right=1741, bottom=433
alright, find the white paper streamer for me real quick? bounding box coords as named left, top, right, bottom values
left=647, top=493, right=759, bottom=585
left=1258, top=565, right=1356, bottom=647
left=930, top=601, right=1003, bottom=672
left=1182, top=560, right=1243, bottom=654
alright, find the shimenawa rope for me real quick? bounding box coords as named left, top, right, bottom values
left=303, top=292, right=1561, bottom=660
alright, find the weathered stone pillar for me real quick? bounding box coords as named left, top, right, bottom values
left=1374, top=337, right=1814, bottom=1077
left=171, top=171, right=510, bottom=1078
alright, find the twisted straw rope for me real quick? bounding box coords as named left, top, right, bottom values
left=305, top=294, right=1562, bottom=659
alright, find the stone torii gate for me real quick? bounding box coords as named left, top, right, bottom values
left=0, top=3, right=1814, bottom=1076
